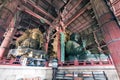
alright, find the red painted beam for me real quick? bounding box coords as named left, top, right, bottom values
left=65, top=9, right=86, bottom=27
left=64, top=0, right=83, bottom=19
left=18, top=6, right=53, bottom=27
left=64, top=0, right=72, bottom=8
left=110, top=0, right=120, bottom=17
left=27, top=0, right=55, bottom=20
left=57, top=32, right=61, bottom=62
left=65, top=3, right=90, bottom=27
left=110, top=0, right=120, bottom=5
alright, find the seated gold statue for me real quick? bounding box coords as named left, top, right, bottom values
left=16, top=28, right=43, bottom=50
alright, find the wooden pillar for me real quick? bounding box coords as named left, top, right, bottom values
left=0, top=18, right=16, bottom=58
left=0, top=0, right=21, bottom=58
left=45, top=29, right=50, bottom=53
left=53, top=25, right=61, bottom=62
left=91, top=0, right=120, bottom=78
left=57, top=31, right=61, bottom=62
left=45, top=42, right=48, bottom=52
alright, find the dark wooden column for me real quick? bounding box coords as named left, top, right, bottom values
left=91, top=0, right=120, bottom=78
left=0, top=0, right=21, bottom=58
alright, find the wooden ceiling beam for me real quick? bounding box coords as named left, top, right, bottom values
left=71, top=19, right=93, bottom=31
left=72, top=20, right=95, bottom=32
left=69, top=14, right=92, bottom=30
left=18, top=6, right=53, bottom=27
left=77, top=22, right=96, bottom=32
left=65, top=3, right=90, bottom=27
left=64, top=0, right=83, bottom=19
left=63, top=0, right=72, bottom=8
left=21, top=20, right=37, bottom=28
left=41, top=0, right=54, bottom=8
left=65, top=9, right=86, bottom=27
left=26, top=0, right=55, bottom=20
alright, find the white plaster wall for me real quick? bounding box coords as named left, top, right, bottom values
left=0, top=65, right=52, bottom=80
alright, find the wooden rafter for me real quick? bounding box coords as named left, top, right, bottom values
left=18, top=6, right=53, bottom=27
left=71, top=19, right=94, bottom=31
left=27, top=0, right=55, bottom=20
left=76, top=21, right=96, bottom=32
left=65, top=3, right=90, bottom=27
left=64, top=0, right=83, bottom=19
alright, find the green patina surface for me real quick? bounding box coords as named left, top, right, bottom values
left=60, top=32, right=65, bottom=62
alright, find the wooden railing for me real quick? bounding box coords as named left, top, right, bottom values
left=0, top=57, right=113, bottom=67
left=0, top=57, right=21, bottom=66
left=58, top=59, right=113, bottom=67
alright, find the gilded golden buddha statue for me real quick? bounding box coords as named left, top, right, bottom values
left=16, top=28, right=43, bottom=50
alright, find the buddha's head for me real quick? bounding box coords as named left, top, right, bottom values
left=70, top=33, right=81, bottom=42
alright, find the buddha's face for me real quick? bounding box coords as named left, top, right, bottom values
left=70, top=33, right=80, bottom=42
left=31, top=32, right=39, bottom=40
left=74, top=34, right=79, bottom=42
